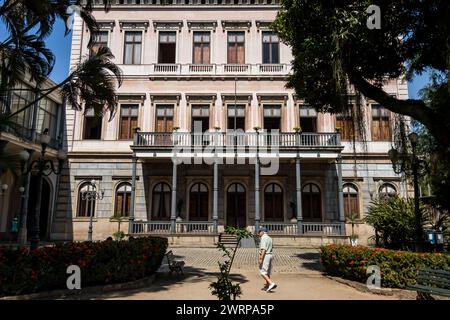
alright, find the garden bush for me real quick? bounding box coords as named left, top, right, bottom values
left=320, top=244, right=450, bottom=288
left=0, top=236, right=168, bottom=297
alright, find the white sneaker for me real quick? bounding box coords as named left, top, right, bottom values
left=266, top=283, right=277, bottom=292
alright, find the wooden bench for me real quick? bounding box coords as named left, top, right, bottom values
left=166, top=250, right=185, bottom=276
left=407, top=268, right=450, bottom=300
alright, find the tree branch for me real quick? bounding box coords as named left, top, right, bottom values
left=347, top=70, right=450, bottom=149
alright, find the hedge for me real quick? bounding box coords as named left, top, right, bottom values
left=320, top=245, right=450, bottom=288
left=0, top=236, right=168, bottom=297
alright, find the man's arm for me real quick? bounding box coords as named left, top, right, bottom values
left=259, top=249, right=266, bottom=266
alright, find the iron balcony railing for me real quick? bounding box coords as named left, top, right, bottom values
left=133, top=132, right=341, bottom=149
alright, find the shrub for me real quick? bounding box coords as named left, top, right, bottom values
left=365, top=196, right=427, bottom=249
left=320, top=244, right=450, bottom=288
left=0, top=236, right=168, bottom=297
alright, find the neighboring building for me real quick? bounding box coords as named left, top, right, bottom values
left=53, top=0, right=409, bottom=246
left=0, top=77, right=65, bottom=243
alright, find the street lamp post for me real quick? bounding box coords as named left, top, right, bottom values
left=388, top=132, right=425, bottom=252
left=82, top=179, right=105, bottom=242
left=21, top=130, right=66, bottom=250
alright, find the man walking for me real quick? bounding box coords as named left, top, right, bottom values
left=258, top=226, right=277, bottom=292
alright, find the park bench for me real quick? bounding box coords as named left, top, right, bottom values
left=407, top=268, right=450, bottom=300
left=166, top=250, right=185, bottom=276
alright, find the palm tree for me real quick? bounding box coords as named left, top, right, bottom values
left=0, top=0, right=120, bottom=117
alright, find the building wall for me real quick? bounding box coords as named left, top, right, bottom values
left=55, top=4, right=409, bottom=244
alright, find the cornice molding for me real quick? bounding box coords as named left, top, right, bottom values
left=221, top=20, right=252, bottom=32
left=119, top=20, right=150, bottom=32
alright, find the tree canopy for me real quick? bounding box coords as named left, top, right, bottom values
left=273, top=0, right=450, bottom=150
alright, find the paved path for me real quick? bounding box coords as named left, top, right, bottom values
left=78, top=247, right=413, bottom=300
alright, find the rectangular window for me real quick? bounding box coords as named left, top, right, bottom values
left=158, top=32, right=176, bottom=63
left=90, top=31, right=108, bottom=56
left=262, top=31, right=279, bottom=64
left=227, top=104, right=246, bottom=130
left=119, top=104, right=139, bottom=140
left=83, top=109, right=102, bottom=139
left=371, top=104, right=391, bottom=141
left=191, top=104, right=210, bottom=132
left=263, top=104, right=281, bottom=131
left=193, top=32, right=210, bottom=64
left=227, top=32, right=245, bottom=64
left=124, top=31, right=142, bottom=65
left=155, top=105, right=174, bottom=132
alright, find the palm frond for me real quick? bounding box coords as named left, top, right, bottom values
left=62, top=46, right=122, bottom=119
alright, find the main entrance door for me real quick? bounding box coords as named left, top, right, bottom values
left=27, top=176, right=51, bottom=240
left=226, top=183, right=246, bottom=228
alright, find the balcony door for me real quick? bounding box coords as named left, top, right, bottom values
left=226, top=183, right=246, bottom=228
left=158, top=32, right=176, bottom=64
left=263, top=105, right=281, bottom=131
left=302, top=183, right=322, bottom=221
left=189, top=183, right=209, bottom=221
left=299, top=105, right=317, bottom=133
left=264, top=183, right=284, bottom=222
left=155, top=105, right=174, bottom=145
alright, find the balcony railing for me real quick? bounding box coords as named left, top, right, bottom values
left=130, top=221, right=215, bottom=235
left=261, top=222, right=343, bottom=236
left=130, top=221, right=343, bottom=236
left=133, top=132, right=340, bottom=149
left=121, top=63, right=291, bottom=77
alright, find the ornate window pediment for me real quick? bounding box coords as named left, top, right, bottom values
left=150, top=93, right=181, bottom=106
left=255, top=20, right=273, bottom=32
left=187, top=21, right=218, bottom=32
left=186, top=94, right=217, bottom=105
left=153, top=20, right=184, bottom=32
left=119, top=20, right=149, bottom=32
left=221, top=20, right=252, bottom=32
left=257, top=94, right=288, bottom=107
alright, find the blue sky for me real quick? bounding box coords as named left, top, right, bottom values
left=2, top=20, right=431, bottom=99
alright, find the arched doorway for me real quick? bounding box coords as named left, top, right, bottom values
left=226, top=183, right=246, bottom=227
left=27, top=177, right=51, bottom=240
left=302, top=183, right=322, bottom=221
left=264, top=183, right=284, bottom=221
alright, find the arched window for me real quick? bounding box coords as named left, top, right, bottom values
left=115, top=182, right=132, bottom=217
left=77, top=182, right=96, bottom=217
left=343, top=183, right=359, bottom=218
left=152, top=182, right=171, bottom=220
left=264, top=183, right=284, bottom=221
left=189, top=183, right=209, bottom=221
left=379, top=183, right=397, bottom=199
left=302, top=183, right=322, bottom=221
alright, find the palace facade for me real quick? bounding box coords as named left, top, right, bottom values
left=52, top=0, right=410, bottom=246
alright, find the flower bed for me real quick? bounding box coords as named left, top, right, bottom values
left=320, top=245, right=450, bottom=288
left=0, top=236, right=168, bottom=297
